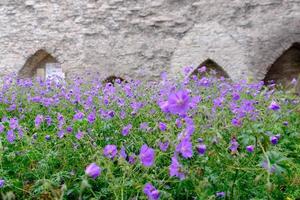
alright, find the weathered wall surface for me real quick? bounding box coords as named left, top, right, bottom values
left=0, top=0, right=299, bottom=81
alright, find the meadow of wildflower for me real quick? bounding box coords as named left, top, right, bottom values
left=0, top=68, right=299, bottom=200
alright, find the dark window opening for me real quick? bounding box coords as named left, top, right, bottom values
left=264, top=43, right=300, bottom=87
left=19, top=50, right=64, bottom=80
left=103, top=75, right=127, bottom=85
left=191, top=59, right=229, bottom=78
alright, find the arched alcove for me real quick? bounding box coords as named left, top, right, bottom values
left=103, top=75, right=127, bottom=85
left=190, top=59, right=230, bottom=78
left=264, top=43, right=300, bottom=86
left=18, top=50, right=64, bottom=80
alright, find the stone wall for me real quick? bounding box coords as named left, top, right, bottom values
left=0, top=0, right=299, bottom=82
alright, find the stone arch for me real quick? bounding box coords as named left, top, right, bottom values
left=190, top=58, right=230, bottom=78
left=169, top=22, right=248, bottom=81
left=18, top=49, right=64, bottom=80
left=263, top=42, right=300, bottom=86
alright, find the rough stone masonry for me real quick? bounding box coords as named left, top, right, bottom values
left=0, top=0, right=299, bottom=82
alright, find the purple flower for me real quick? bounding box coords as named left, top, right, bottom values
left=45, top=116, right=52, bottom=126
left=139, top=144, right=155, bottom=167
left=169, top=155, right=185, bottom=180
left=85, top=163, right=101, bottom=179
left=66, top=126, right=73, bottom=133
left=121, top=124, right=132, bottom=136
left=0, top=124, right=5, bottom=133
left=119, top=146, right=127, bottom=160
left=261, top=160, right=276, bottom=173
left=158, top=122, right=167, bottom=131
left=189, top=96, right=201, bottom=109
left=128, top=154, right=136, bottom=164
left=268, top=101, right=280, bottom=111
left=73, top=111, right=84, bottom=121
left=9, top=118, right=19, bottom=130
left=216, top=191, right=225, bottom=198
left=198, top=66, right=206, bottom=73
left=167, top=90, right=190, bottom=115
left=231, top=118, right=242, bottom=127
left=7, top=130, right=15, bottom=143
left=140, top=122, right=150, bottom=132
left=176, top=137, right=193, bottom=158
left=0, top=179, right=5, bottom=188
left=57, top=130, right=65, bottom=138
left=213, top=97, right=225, bottom=108
left=232, top=93, right=240, bottom=101
left=246, top=145, right=255, bottom=153
left=158, top=141, right=169, bottom=152
left=270, top=136, right=279, bottom=145
left=196, top=144, right=206, bottom=155
left=34, top=115, right=43, bottom=128
left=158, top=101, right=169, bottom=113
left=45, top=135, right=51, bottom=141
left=143, top=183, right=160, bottom=200
left=75, top=131, right=84, bottom=140
left=229, top=137, right=239, bottom=153
left=103, top=144, right=118, bottom=159
left=87, top=112, right=96, bottom=124
left=283, top=121, right=288, bottom=126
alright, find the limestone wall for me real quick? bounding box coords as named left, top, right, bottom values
left=0, top=0, right=299, bottom=81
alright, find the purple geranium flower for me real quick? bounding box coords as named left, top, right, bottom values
left=169, top=155, right=185, bottom=180
left=73, top=111, right=84, bottom=121
left=128, top=154, right=136, bottom=164
left=229, top=137, right=239, bottom=153
left=85, top=163, right=101, bottom=179
left=158, top=141, right=169, bottom=152
left=119, top=146, right=127, bottom=160
left=198, top=66, right=206, bottom=73
left=34, top=115, right=43, bottom=128
left=66, top=126, right=73, bottom=133
left=0, top=179, right=5, bottom=188
left=268, top=101, right=280, bottom=111
left=176, top=137, right=193, bottom=158
left=9, top=118, right=19, bottom=130
left=261, top=160, right=276, bottom=173
left=216, top=191, right=225, bottom=198
left=75, top=131, right=84, bottom=140
left=87, top=112, right=96, bottom=124
left=167, top=90, right=190, bottom=115
left=158, top=122, right=167, bottom=131
left=139, top=144, right=155, bottom=167
left=0, top=124, right=4, bottom=133
left=45, top=135, right=51, bottom=141
left=231, top=118, right=242, bottom=127
left=270, top=135, right=279, bottom=145
left=122, top=124, right=132, bottom=136
left=140, top=122, right=150, bottom=132
left=45, top=116, right=52, bottom=126
left=103, top=144, right=118, bottom=159
left=57, top=130, right=65, bottom=138
left=196, top=143, right=206, bottom=155
left=143, top=183, right=160, bottom=200
left=246, top=145, right=255, bottom=153
left=7, top=130, right=15, bottom=143
left=158, top=101, right=169, bottom=113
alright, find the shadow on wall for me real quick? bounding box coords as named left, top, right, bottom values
left=18, top=49, right=64, bottom=80
left=264, top=42, right=300, bottom=86
left=190, top=59, right=230, bottom=78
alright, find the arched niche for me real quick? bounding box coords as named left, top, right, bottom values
left=264, top=43, right=300, bottom=86
left=190, top=59, right=230, bottom=78
left=18, top=49, right=64, bottom=80
left=103, top=75, right=127, bottom=85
